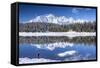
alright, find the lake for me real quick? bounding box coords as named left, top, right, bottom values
left=19, top=32, right=96, bottom=64
left=19, top=42, right=96, bottom=64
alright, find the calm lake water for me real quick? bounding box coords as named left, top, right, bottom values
left=19, top=42, right=96, bottom=63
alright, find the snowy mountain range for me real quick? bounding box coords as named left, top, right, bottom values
left=23, top=14, right=94, bottom=25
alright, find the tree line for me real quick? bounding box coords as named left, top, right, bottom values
left=19, top=22, right=96, bottom=32
left=19, top=36, right=96, bottom=44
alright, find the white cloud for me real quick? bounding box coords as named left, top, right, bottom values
left=72, top=8, right=92, bottom=13
left=57, top=50, right=77, bottom=57
left=85, top=8, right=92, bottom=10
left=72, top=8, right=79, bottom=14
left=72, top=8, right=92, bottom=14
left=19, top=57, right=60, bottom=64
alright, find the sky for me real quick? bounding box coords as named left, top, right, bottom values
left=19, top=4, right=96, bottom=23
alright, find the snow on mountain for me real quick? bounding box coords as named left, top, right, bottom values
left=27, top=14, right=93, bottom=24
left=29, top=14, right=58, bottom=24
left=30, top=42, right=74, bottom=51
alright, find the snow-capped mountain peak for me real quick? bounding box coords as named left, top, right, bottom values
left=45, top=14, right=55, bottom=18
left=27, top=14, right=93, bottom=25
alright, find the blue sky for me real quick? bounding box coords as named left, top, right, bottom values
left=19, top=4, right=96, bottom=23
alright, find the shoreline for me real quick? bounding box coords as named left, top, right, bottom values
left=19, top=32, right=96, bottom=37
